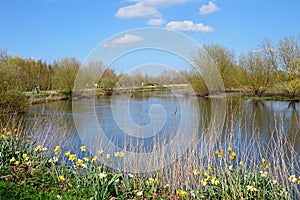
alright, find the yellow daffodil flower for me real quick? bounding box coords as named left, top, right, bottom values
left=64, top=150, right=70, bottom=156
left=69, top=154, right=76, bottom=161
left=99, top=172, right=106, bottom=179
left=58, top=175, right=65, bottom=181
left=289, top=175, right=297, bottom=183
left=80, top=146, right=86, bottom=152
left=54, top=146, right=60, bottom=154
left=211, top=176, right=219, bottom=185
left=259, top=171, right=268, bottom=177
left=246, top=185, right=258, bottom=192
left=91, top=156, right=97, bottom=162
left=193, top=169, right=200, bottom=175
left=77, top=159, right=83, bottom=166
left=177, top=189, right=188, bottom=197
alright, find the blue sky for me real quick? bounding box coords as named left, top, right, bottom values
left=1, top=0, right=300, bottom=71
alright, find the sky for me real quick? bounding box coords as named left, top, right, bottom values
left=1, top=0, right=300, bottom=73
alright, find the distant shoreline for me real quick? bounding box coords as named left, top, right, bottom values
left=26, top=88, right=300, bottom=106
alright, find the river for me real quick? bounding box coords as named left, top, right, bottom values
left=25, top=93, right=300, bottom=171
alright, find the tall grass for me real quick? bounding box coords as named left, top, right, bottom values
left=0, top=102, right=299, bottom=199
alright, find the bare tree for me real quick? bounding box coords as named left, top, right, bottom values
left=239, top=51, right=272, bottom=97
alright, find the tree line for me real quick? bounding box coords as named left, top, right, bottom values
left=1, top=34, right=299, bottom=113
left=190, top=35, right=300, bottom=98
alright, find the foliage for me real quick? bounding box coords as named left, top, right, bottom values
left=187, top=72, right=208, bottom=96
left=238, top=51, right=272, bottom=97
left=260, top=36, right=300, bottom=98
left=52, top=57, right=80, bottom=97
left=203, top=44, right=240, bottom=89
left=0, top=55, right=28, bottom=114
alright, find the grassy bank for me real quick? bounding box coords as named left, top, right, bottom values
left=0, top=112, right=299, bottom=200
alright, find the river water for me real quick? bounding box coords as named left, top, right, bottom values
left=25, top=93, right=300, bottom=165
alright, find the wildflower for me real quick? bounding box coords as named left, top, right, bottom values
left=260, top=171, right=268, bottom=177
left=6, top=131, right=12, bottom=135
left=97, top=149, right=104, bottom=154
left=297, top=177, right=300, bottom=184
left=2, top=128, right=7, bottom=131
left=26, top=136, right=31, bottom=142
left=209, top=167, right=213, bottom=172
left=14, top=128, right=17, bottom=132
left=82, top=163, right=88, bottom=168
left=22, top=154, right=29, bottom=161
left=42, top=147, right=47, bottom=151
left=83, top=157, right=89, bottom=162
left=114, top=151, right=124, bottom=157
left=77, top=159, right=83, bottom=166
left=14, top=161, right=20, bottom=165
left=49, top=156, right=58, bottom=163
left=58, top=175, right=65, bottom=181
left=264, top=162, right=270, bottom=169
left=246, top=185, right=258, bottom=192
left=203, top=171, right=209, bottom=176
left=15, top=151, right=19, bottom=155
left=64, top=150, right=71, bottom=156
left=10, top=157, right=16, bottom=163
left=91, top=156, right=97, bottom=162
left=261, top=158, right=266, bottom=163
left=105, top=154, right=110, bottom=159
left=201, top=178, right=208, bottom=186
left=164, top=183, right=170, bottom=188
left=136, top=191, right=143, bottom=196
left=0, top=134, right=6, bottom=139
left=69, top=154, right=76, bottom=161
left=211, top=177, right=219, bottom=185
left=128, top=173, right=134, bottom=178
left=147, top=177, right=155, bottom=184
left=215, top=150, right=223, bottom=158
left=99, top=172, right=107, bottom=179
left=80, top=146, right=86, bottom=152
left=35, top=145, right=41, bottom=151
left=193, top=169, right=200, bottom=175
left=227, top=146, right=232, bottom=152
left=289, top=175, right=297, bottom=183
left=230, top=151, right=237, bottom=161
left=177, top=189, right=188, bottom=197
left=274, top=167, right=278, bottom=171
left=54, top=146, right=60, bottom=154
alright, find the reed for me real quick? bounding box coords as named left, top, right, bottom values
left=0, top=105, right=299, bottom=199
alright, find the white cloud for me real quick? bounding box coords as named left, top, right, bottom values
left=199, top=1, right=220, bottom=15
left=102, top=34, right=144, bottom=48
left=115, top=2, right=161, bottom=19
left=116, top=0, right=192, bottom=19
left=147, top=18, right=166, bottom=26
left=112, top=34, right=144, bottom=44
left=166, top=20, right=214, bottom=33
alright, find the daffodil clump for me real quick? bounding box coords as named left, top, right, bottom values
left=1, top=127, right=300, bottom=199
left=186, top=147, right=297, bottom=199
